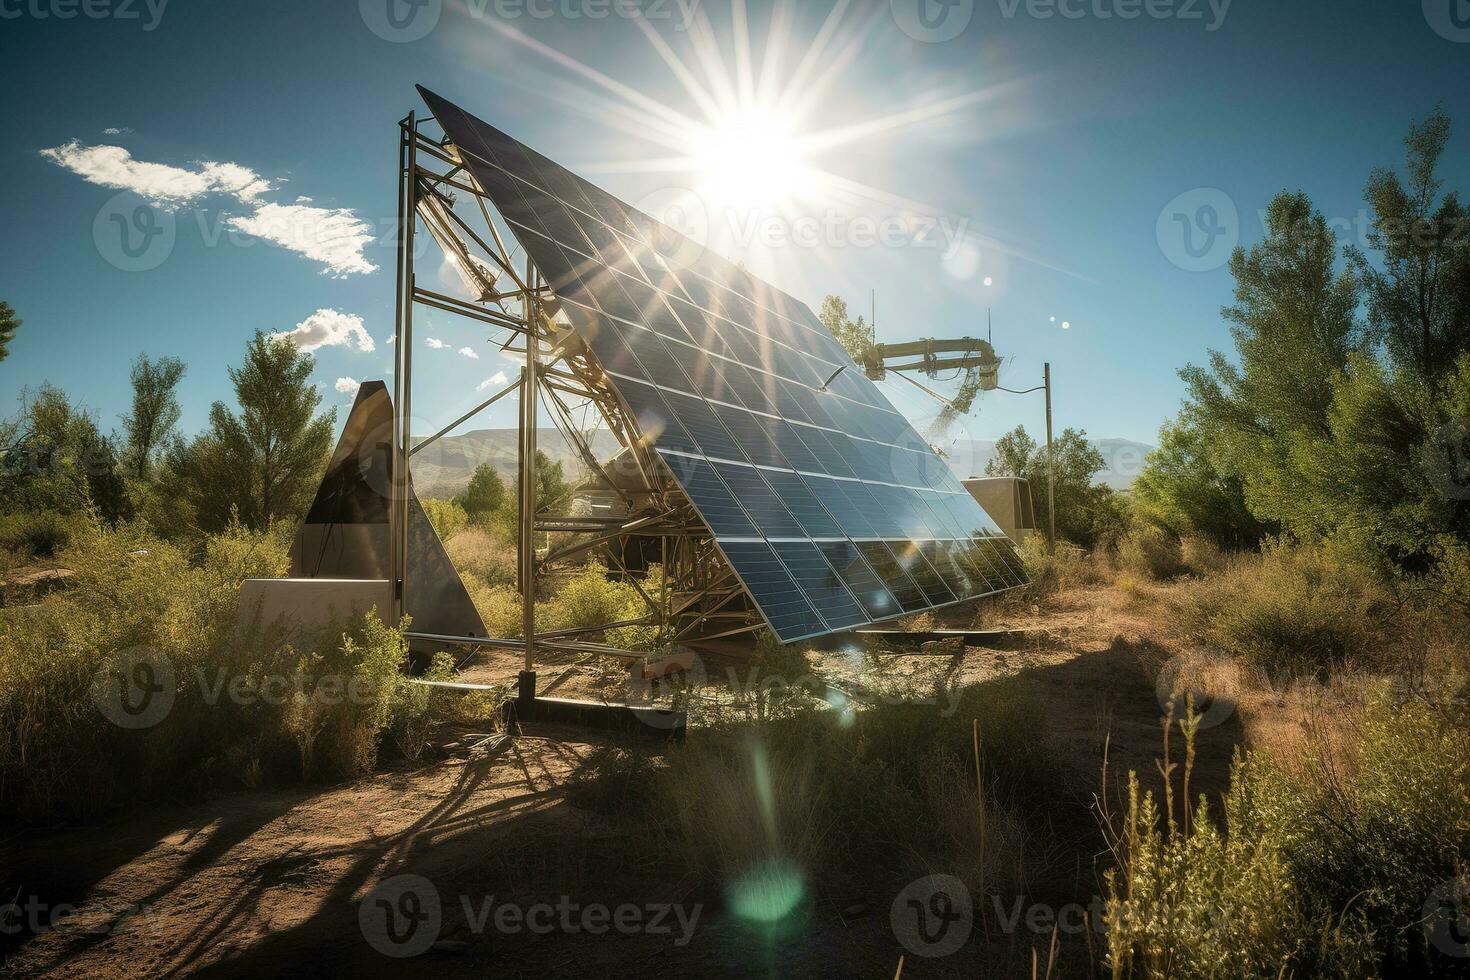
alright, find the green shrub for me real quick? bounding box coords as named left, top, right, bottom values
left=1119, top=525, right=1187, bottom=580
left=540, top=561, right=644, bottom=633
left=0, top=509, right=78, bottom=558
left=463, top=573, right=524, bottom=638
left=422, top=498, right=470, bottom=540
left=1180, top=539, right=1392, bottom=675
left=387, top=652, right=507, bottom=761
left=1105, top=693, right=1470, bottom=977
left=0, top=522, right=411, bottom=819
left=280, top=612, right=405, bottom=780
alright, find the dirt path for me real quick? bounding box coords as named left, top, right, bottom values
left=2, top=583, right=1245, bottom=978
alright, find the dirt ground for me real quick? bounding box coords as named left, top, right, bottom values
left=1, top=580, right=1251, bottom=978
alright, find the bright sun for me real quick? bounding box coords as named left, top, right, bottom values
left=693, top=109, right=810, bottom=211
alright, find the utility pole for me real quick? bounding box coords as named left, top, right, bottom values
left=1044, top=361, right=1056, bottom=555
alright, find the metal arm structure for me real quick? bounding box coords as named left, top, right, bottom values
left=859, top=338, right=1001, bottom=392
left=388, top=113, right=769, bottom=682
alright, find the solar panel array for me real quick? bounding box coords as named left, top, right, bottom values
left=418, top=86, right=1028, bottom=641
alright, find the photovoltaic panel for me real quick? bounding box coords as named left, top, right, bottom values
left=770, top=541, right=868, bottom=631
left=718, top=541, right=828, bottom=639
left=817, top=541, right=901, bottom=620
left=418, top=86, right=1025, bottom=642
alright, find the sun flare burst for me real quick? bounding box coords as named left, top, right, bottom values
left=692, top=108, right=811, bottom=211
left=467, top=1, right=1059, bottom=295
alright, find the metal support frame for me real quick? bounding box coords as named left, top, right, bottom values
left=388, top=109, right=765, bottom=686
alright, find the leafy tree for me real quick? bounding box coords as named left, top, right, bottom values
left=120, top=354, right=186, bottom=478
left=817, top=295, right=875, bottom=364
left=1352, top=104, right=1470, bottom=384
left=1149, top=109, right=1470, bottom=590
left=0, top=384, right=128, bottom=523
left=166, top=332, right=335, bottom=533
left=1133, top=413, right=1267, bottom=549
left=455, top=462, right=506, bottom=524
left=0, top=301, right=18, bottom=363
left=1178, top=192, right=1365, bottom=533
left=481, top=450, right=573, bottom=546
left=985, top=424, right=1120, bottom=547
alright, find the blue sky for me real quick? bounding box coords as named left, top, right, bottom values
left=1, top=0, right=1466, bottom=461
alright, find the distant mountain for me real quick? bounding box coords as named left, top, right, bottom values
left=940, top=438, right=1155, bottom=490
left=412, top=428, right=1154, bottom=497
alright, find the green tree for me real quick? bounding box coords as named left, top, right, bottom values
left=1147, top=110, right=1470, bottom=589
left=986, top=425, right=1119, bottom=546
left=1352, top=104, right=1470, bottom=384
left=0, top=384, right=128, bottom=523
left=167, top=332, right=335, bottom=532
left=455, top=462, right=506, bottom=524
left=120, top=354, right=186, bottom=478
left=817, top=295, right=875, bottom=364
left=0, top=301, right=18, bottom=363
left=1179, top=192, right=1365, bottom=534
left=484, top=450, right=573, bottom=545
left=1133, top=413, right=1267, bottom=549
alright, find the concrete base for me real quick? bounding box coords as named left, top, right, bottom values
left=238, top=578, right=394, bottom=641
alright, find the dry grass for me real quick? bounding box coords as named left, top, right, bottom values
left=444, top=526, right=517, bottom=587
left=1118, top=526, right=1187, bottom=580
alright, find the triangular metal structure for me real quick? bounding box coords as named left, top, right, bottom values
left=290, top=380, right=485, bottom=640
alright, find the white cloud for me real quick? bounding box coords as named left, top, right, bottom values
left=385, top=335, right=395, bottom=344
left=101, top=127, right=132, bottom=136
left=335, top=377, right=360, bottom=395
left=477, top=371, right=510, bottom=391
left=425, top=337, right=448, bottom=349
left=227, top=202, right=377, bottom=278
left=39, top=140, right=271, bottom=206
left=458, top=346, right=479, bottom=359
left=41, top=139, right=375, bottom=278
left=272, top=309, right=375, bottom=353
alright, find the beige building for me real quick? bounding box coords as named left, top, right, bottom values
left=962, top=476, right=1037, bottom=545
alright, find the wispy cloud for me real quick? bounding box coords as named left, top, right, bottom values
left=40, top=138, right=377, bottom=276
left=477, top=371, right=510, bottom=391
left=101, top=127, right=132, bottom=136
left=272, top=309, right=375, bottom=353
left=40, top=140, right=271, bottom=205
left=458, top=346, right=479, bottom=359
left=227, top=203, right=377, bottom=278
left=425, top=337, right=448, bottom=349
left=335, top=377, right=361, bottom=395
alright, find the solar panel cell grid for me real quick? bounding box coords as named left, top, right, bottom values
left=419, top=86, right=1025, bottom=641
